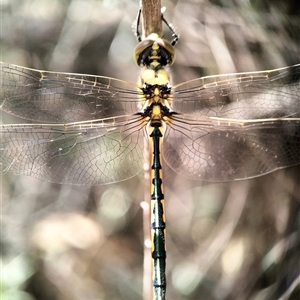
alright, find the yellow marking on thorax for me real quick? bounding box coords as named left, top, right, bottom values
left=140, top=68, right=170, bottom=85
left=152, top=104, right=161, bottom=116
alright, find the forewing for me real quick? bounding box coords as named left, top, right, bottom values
left=0, top=62, right=142, bottom=123
left=172, top=64, right=300, bottom=119
left=0, top=116, right=145, bottom=185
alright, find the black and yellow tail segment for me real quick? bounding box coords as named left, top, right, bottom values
left=150, top=124, right=167, bottom=300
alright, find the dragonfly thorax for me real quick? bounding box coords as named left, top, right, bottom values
left=139, top=79, right=174, bottom=126
left=140, top=68, right=170, bottom=86
left=137, top=41, right=174, bottom=127
left=138, top=67, right=172, bottom=106
left=139, top=101, right=174, bottom=126
left=142, top=82, right=171, bottom=100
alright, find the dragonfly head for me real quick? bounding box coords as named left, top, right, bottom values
left=134, top=33, right=175, bottom=68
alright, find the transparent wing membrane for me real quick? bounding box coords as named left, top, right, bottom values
left=172, top=64, right=300, bottom=119
left=0, top=116, right=145, bottom=185
left=163, top=115, right=300, bottom=181
left=1, top=62, right=300, bottom=184
left=0, top=63, right=142, bottom=123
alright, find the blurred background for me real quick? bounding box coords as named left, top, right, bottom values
left=1, top=0, right=300, bottom=300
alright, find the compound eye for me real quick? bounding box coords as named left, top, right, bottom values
left=133, top=33, right=159, bottom=66
left=134, top=39, right=155, bottom=66
left=156, top=39, right=175, bottom=65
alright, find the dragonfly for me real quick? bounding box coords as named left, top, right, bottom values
left=1, top=8, right=300, bottom=300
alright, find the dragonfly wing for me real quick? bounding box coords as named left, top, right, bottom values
left=0, top=62, right=142, bottom=123
left=0, top=116, right=145, bottom=185
left=172, top=64, right=300, bottom=119
left=163, top=115, right=300, bottom=181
